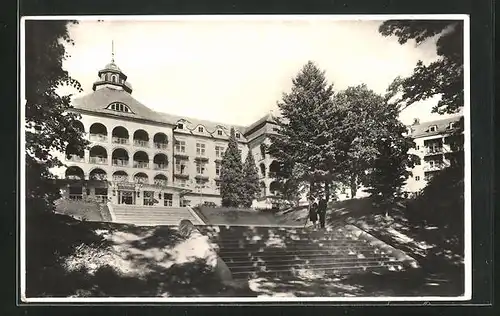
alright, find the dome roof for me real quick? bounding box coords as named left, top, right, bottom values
left=103, top=62, right=121, bottom=72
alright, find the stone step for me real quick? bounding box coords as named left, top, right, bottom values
left=216, top=239, right=369, bottom=249
left=224, top=256, right=397, bottom=267
left=227, top=259, right=401, bottom=273
left=218, top=247, right=384, bottom=259
left=230, top=264, right=403, bottom=279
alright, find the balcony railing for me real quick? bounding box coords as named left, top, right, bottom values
left=89, top=174, right=107, bottom=181
left=66, top=175, right=84, bottom=180
left=195, top=156, right=209, bottom=162
left=95, top=195, right=108, bottom=203
left=112, top=175, right=129, bottom=182
left=133, top=161, right=149, bottom=169
left=66, top=155, right=85, bottom=162
left=154, top=163, right=168, bottom=170
left=133, top=177, right=149, bottom=184
left=134, top=139, right=149, bottom=147
left=154, top=179, right=168, bottom=187
left=174, top=152, right=189, bottom=159
left=112, top=159, right=129, bottom=167
left=424, top=147, right=445, bottom=155
left=89, top=134, right=108, bottom=142
left=69, top=194, right=83, bottom=201
left=174, top=173, right=189, bottom=179
left=154, top=142, right=169, bottom=150
left=423, top=162, right=450, bottom=172
left=89, top=156, right=108, bottom=165
left=112, top=137, right=129, bottom=145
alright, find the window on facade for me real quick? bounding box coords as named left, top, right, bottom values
left=198, top=126, right=204, bottom=133
left=429, top=125, right=437, bottom=132
left=177, top=123, right=184, bottom=129
left=175, top=140, right=186, bottom=153
left=449, top=122, right=456, bottom=129
left=215, top=145, right=224, bottom=158
left=416, top=145, right=420, bottom=150
left=415, top=176, right=420, bottom=181
left=175, top=159, right=186, bottom=174
left=163, top=193, right=173, bottom=206
left=217, top=130, right=223, bottom=136
left=196, top=162, right=205, bottom=175
left=216, top=181, right=220, bottom=191
left=107, top=102, right=132, bottom=113
left=196, top=143, right=206, bottom=156
left=181, top=199, right=191, bottom=207
left=235, top=132, right=240, bottom=139
left=215, top=162, right=221, bottom=176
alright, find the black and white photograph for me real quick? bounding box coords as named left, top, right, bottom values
left=20, top=15, right=470, bottom=302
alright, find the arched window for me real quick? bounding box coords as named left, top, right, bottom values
left=106, top=102, right=133, bottom=113
left=111, top=74, right=118, bottom=83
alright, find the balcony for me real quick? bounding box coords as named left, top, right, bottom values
left=153, top=179, right=168, bottom=187
left=195, top=174, right=209, bottom=181
left=154, top=142, right=168, bottom=150
left=195, top=156, right=209, bottom=162
left=112, top=137, right=129, bottom=145
left=66, top=155, right=85, bottom=162
left=95, top=195, right=108, bottom=203
left=89, top=134, right=108, bottom=142
left=134, top=177, right=149, bottom=185
left=133, top=161, right=149, bottom=169
left=423, top=162, right=450, bottom=172
left=174, top=152, right=189, bottom=159
left=424, top=147, right=445, bottom=156
left=68, top=194, right=83, bottom=201
left=174, top=173, right=189, bottom=179
left=154, top=163, right=168, bottom=170
left=112, top=175, right=129, bottom=183
left=112, top=159, right=129, bottom=167
left=89, top=157, right=108, bottom=165
left=134, top=139, right=149, bottom=148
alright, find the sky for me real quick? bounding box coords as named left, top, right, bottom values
left=60, top=17, right=461, bottom=127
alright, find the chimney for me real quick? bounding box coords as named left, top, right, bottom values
left=412, top=118, right=420, bottom=126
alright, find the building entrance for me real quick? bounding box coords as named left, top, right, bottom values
left=118, top=190, right=135, bottom=205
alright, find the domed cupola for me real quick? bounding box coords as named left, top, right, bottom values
left=92, top=41, right=133, bottom=94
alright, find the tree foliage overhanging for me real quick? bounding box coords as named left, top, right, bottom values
left=379, top=20, right=464, bottom=114
left=25, top=20, right=89, bottom=213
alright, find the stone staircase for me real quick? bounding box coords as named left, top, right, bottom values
left=198, top=225, right=415, bottom=279
left=109, top=204, right=205, bottom=226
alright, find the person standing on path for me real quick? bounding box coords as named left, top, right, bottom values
left=317, top=198, right=327, bottom=229
left=308, top=202, right=319, bottom=229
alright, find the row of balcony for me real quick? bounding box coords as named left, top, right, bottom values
left=66, top=155, right=169, bottom=170
left=89, top=133, right=169, bottom=149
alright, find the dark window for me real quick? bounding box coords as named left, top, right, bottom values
left=177, top=123, right=184, bottom=129
left=415, top=176, right=420, bottom=181
left=198, top=126, right=204, bottom=133
left=235, top=133, right=240, bottom=139
left=217, top=130, right=223, bottom=136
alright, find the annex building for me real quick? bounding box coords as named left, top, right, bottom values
left=52, top=58, right=283, bottom=208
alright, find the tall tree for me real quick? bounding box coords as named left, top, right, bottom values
left=240, top=150, right=260, bottom=208
left=362, top=100, right=417, bottom=213
left=379, top=20, right=464, bottom=114
left=268, top=61, right=339, bottom=202
left=333, top=84, right=387, bottom=198
left=25, top=20, right=89, bottom=213
left=219, top=128, right=244, bottom=207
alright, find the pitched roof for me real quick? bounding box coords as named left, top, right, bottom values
left=409, top=116, right=463, bottom=138
left=244, top=113, right=276, bottom=135
left=72, top=87, right=171, bottom=125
